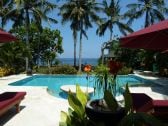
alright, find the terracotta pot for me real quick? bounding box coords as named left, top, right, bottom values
left=85, top=99, right=126, bottom=126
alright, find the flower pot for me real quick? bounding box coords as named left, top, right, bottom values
left=85, top=99, right=126, bottom=126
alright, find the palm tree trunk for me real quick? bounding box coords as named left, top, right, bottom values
left=25, top=8, right=30, bottom=73
left=47, top=59, right=51, bottom=74
left=101, top=48, right=104, bottom=64
left=37, top=32, right=40, bottom=68
left=73, top=30, right=77, bottom=67
left=74, top=39, right=77, bottom=67
left=78, top=29, right=83, bottom=73
left=25, top=9, right=29, bottom=72
left=145, top=10, right=149, bottom=28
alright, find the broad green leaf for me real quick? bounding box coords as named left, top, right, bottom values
left=68, top=91, right=84, bottom=117
left=124, top=84, right=133, bottom=114
left=104, top=90, right=118, bottom=112
left=76, top=84, right=88, bottom=109
left=59, top=111, right=71, bottom=126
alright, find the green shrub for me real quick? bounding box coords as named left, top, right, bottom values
left=36, top=66, right=50, bottom=74
left=0, top=67, right=15, bottom=77
left=36, top=65, right=77, bottom=74
left=118, top=66, right=133, bottom=75
left=51, top=65, right=77, bottom=74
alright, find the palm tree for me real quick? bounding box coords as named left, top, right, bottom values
left=125, top=0, right=167, bottom=28
left=7, top=0, right=57, bottom=72
left=97, top=0, right=133, bottom=64
left=60, top=0, right=101, bottom=72
left=97, top=0, right=133, bottom=40
left=60, top=3, right=78, bottom=67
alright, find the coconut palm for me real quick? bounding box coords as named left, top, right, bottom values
left=7, top=0, right=57, bottom=72
left=60, top=0, right=101, bottom=72
left=96, top=0, right=133, bottom=40
left=60, top=3, right=78, bottom=67
left=125, top=0, right=167, bottom=28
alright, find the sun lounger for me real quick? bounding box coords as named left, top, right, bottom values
left=0, top=92, right=26, bottom=116
left=131, top=93, right=168, bottom=120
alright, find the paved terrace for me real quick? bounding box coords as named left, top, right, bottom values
left=0, top=74, right=68, bottom=126
left=0, top=74, right=168, bottom=126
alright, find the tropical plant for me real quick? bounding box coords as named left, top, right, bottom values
left=59, top=84, right=165, bottom=126
left=6, top=0, right=57, bottom=72
left=0, top=42, right=30, bottom=73
left=10, top=24, right=63, bottom=68
left=94, top=60, right=122, bottom=96
left=59, top=85, right=91, bottom=126
left=96, top=0, right=133, bottom=40
left=60, top=0, right=101, bottom=72
left=125, top=0, right=167, bottom=28
left=51, top=65, right=77, bottom=74
left=0, top=67, right=14, bottom=77
left=94, top=64, right=114, bottom=95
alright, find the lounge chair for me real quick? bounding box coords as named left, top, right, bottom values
left=0, top=92, right=26, bottom=116
left=131, top=93, right=168, bottom=120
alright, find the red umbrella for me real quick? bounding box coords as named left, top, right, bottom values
left=120, top=19, right=168, bottom=50
left=0, top=29, right=17, bottom=42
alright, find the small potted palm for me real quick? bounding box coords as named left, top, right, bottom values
left=85, top=60, right=125, bottom=126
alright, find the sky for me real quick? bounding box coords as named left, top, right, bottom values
left=5, top=0, right=167, bottom=58
left=44, top=0, right=143, bottom=58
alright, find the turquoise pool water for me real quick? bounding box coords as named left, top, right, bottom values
left=9, top=75, right=150, bottom=99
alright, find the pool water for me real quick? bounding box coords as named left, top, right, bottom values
left=9, top=75, right=150, bottom=99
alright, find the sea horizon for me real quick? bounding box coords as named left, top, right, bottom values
left=58, top=58, right=99, bottom=66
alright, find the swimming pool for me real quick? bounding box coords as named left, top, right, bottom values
left=9, top=75, right=151, bottom=99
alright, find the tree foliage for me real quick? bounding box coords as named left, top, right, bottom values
left=97, top=0, right=133, bottom=40
left=10, top=23, right=63, bottom=68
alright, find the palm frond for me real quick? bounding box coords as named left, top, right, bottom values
left=117, top=22, right=133, bottom=35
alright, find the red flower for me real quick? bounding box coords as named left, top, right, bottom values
left=84, top=64, right=92, bottom=72
left=108, top=60, right=122, bottom=75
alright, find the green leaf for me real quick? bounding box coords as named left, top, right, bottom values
left=124, top=83, right=133, bottom=114
left=59, top=111, right=71, bottom=126
left=68, top=108, right=73, bottom=117
left=119, top=112, right=165, bottom=126
left=68, top=91, right=84, bottom=117
left=104, top=90, right=118, bottom=112
left=76, top=84, right=88, bottom=109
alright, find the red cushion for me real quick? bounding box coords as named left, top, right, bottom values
left=152, top=100, right=168, bottom=114
left=0, top=92, right=26, bottom=110
left=131, top=93, right=153, bottom=112
left=153, top=100, right=168, bottom=107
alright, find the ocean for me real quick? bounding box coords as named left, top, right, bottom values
left=58, top=58, right=98, bottom=66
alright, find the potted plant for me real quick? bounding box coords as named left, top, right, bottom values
left=59, top=85, right=165, bottom=126
left=85, top=60, right=125, bottom=126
